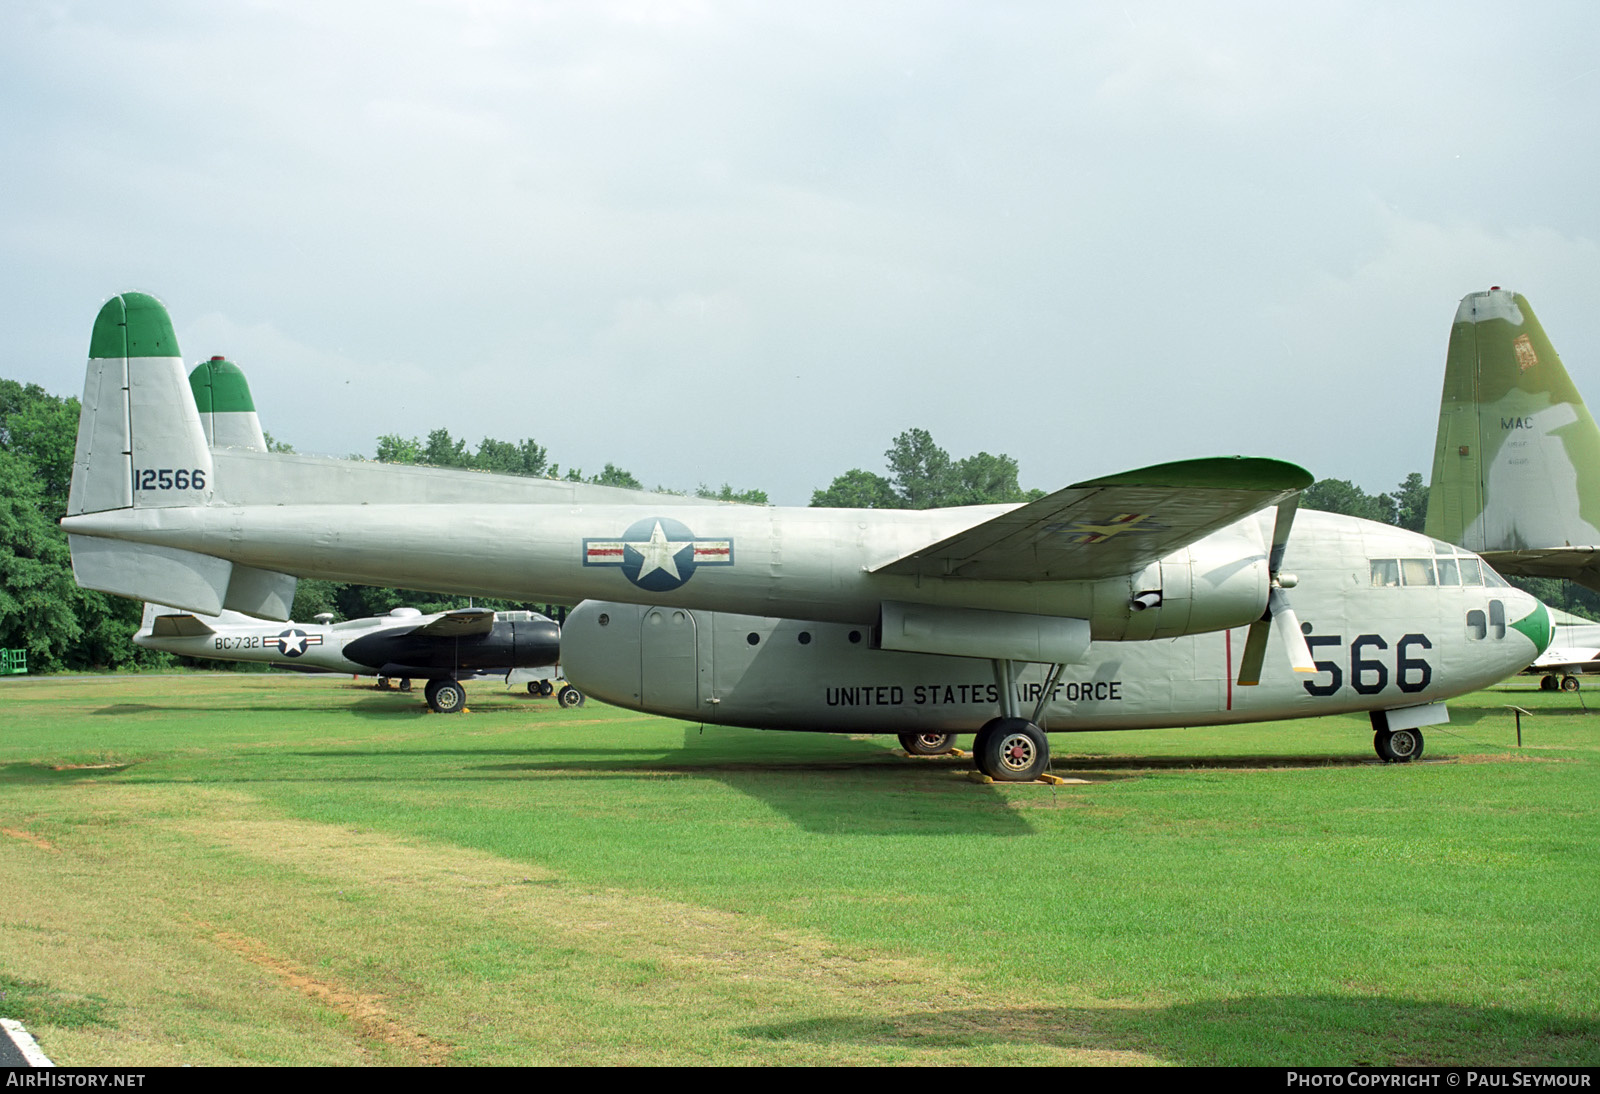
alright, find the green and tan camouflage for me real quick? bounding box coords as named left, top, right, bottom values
left=1425, top=288, right=1600, bottom=590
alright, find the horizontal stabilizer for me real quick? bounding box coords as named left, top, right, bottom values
left=872, top=457, right=1312, bottom=581
left=70, top=535, right=231, bottom=616
left=68, top=537, right=296, bottom=620
left=221, top=563, right=297, bottom=620
left=409, top=608, right=498, bottom=637
left=149, top=611, right=218, bottom=638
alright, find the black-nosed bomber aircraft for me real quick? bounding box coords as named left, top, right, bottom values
left=135, top=602, right=572, bottom=713
left=63, top=293, right=1551, bottom=779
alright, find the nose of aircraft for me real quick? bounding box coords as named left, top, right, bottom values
left=1506, top=593, right=1554, bottom=662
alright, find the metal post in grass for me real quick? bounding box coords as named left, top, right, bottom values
left=1506, top=705, right=1530, bottom=747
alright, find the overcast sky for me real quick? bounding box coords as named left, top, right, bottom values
left=4, top=1, right=1598, bottom=505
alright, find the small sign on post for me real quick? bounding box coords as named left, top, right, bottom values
left=1506, top=705, right=1532, bottom=747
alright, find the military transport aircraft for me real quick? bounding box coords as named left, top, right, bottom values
left=1426, top=287, right=1600, bottom=592
left=62, top=293, right=1551, bottom=779
left=135, top=602, right=575, bottom=712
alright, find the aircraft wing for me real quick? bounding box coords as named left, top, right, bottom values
left=148, top=611, right=218, bottom=637
left=871, top=457, right=1313, bottom=581
left=1481, top=548, right=1600, bottom=594
left=407, top=608, right=498, bottom=638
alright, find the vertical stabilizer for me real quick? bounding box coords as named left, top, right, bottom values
left=1425, top=289, right=1600, bottom=555
left=64, top=293, right=296, bottom=619
left=190, top=356, right=267, bottom=451
left=67, top=292, right=214, bottom=515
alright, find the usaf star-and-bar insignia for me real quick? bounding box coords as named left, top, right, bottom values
left=268, top=629, right=324, bottom=657
left=583, top=517, right=735, bottom=592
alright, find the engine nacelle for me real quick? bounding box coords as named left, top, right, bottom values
left=1096, top=526, right=1271, bottom=641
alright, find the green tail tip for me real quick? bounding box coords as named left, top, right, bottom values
left=189, top=356, right=257, bottom=414
left=89, top=292, right=180, bottom=360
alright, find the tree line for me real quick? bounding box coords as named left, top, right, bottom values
left=1, top=374, right=1593, bottom=672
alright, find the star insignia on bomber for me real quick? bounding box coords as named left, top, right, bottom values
left=583, top=517, right=735, bottom=592
left=1047, top=513, right=1170, bottom=544
left=268, top=628, right=323, bottom=657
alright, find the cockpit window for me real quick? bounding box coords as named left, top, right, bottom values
left=1483, top=566, right=1510, bottom=588
left=1372, top=547, right=1490, bottom=587
left=1401, top=558, right=1437, bottom=586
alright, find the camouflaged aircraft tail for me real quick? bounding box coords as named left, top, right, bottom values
left=65, top=292, right=296, bottom=619
left=1424, top=288, right=1600, bottom=592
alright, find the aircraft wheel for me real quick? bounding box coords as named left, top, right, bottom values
left=557, top=685, right=585, bottom=708
left=1541, top=675, right=1558, bottom=691
left=899, top=732, right=957, bottom=756
left=1374, top=727, right=1423, bottom=763
left=540, top=680, right=555, bottom=697
left=527, top=682, right=541, bottom=696
left=426, top=678, right=467, bottom=714
left=977, top=717, right=1049, bottom=782
left=399, top=677, right=412, bottom=692
left=376, top=676, right=391, bottom=690
left=1562, top=675, right=1581, bottom=692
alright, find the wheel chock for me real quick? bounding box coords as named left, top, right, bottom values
left=1039, top=773, right=1067, bottom=786
left=967, top=770, right=994, bottom=784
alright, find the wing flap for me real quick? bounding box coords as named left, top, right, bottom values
left=870, top=457, right=1313, bottom=581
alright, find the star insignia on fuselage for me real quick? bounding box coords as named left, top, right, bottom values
left=583, top=517, right=734, bottom=592
left=268, top=628, right=323, bottom=657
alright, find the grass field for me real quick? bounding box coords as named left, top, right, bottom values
left=0, top=672, right=1596, bottom=1066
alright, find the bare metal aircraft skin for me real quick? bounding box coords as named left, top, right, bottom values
left=61, top=293, right=1549, bottom=778
left=134, top=602, right=564, bottom=712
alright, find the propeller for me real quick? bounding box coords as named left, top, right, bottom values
left=1236, top=495, right=1317, bottom=686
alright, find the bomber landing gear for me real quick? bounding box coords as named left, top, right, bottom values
left=1374, top=726, right=1424, bottom=763
left=1563, top=674, right=1582, bottom=692
left=424, top=677, right=467, bottom=714
left=899, top=732, right=958, bottom=756
left=972, top=718, right=1050, bottom=782
left=1541, top=675, right=1558, bottom=691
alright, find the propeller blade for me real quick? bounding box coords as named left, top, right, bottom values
left=1236, top=616, right=1271, bottom=686
left=1237, top=497, right=1311, bottom=687
left=1270, top=587, right=1316, bottom=674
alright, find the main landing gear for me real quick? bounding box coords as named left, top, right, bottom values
left=972, top=718, right=1049, bottom=781
left=424, top=676, right=467, bottom=714
left=965, top=658, right=1067, bottom=782
left=1370, top=711, right=1423, bottom=763
left=898, top=732, right=958, bottom=756
left=1540, top=674, right=1581, bottom=692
